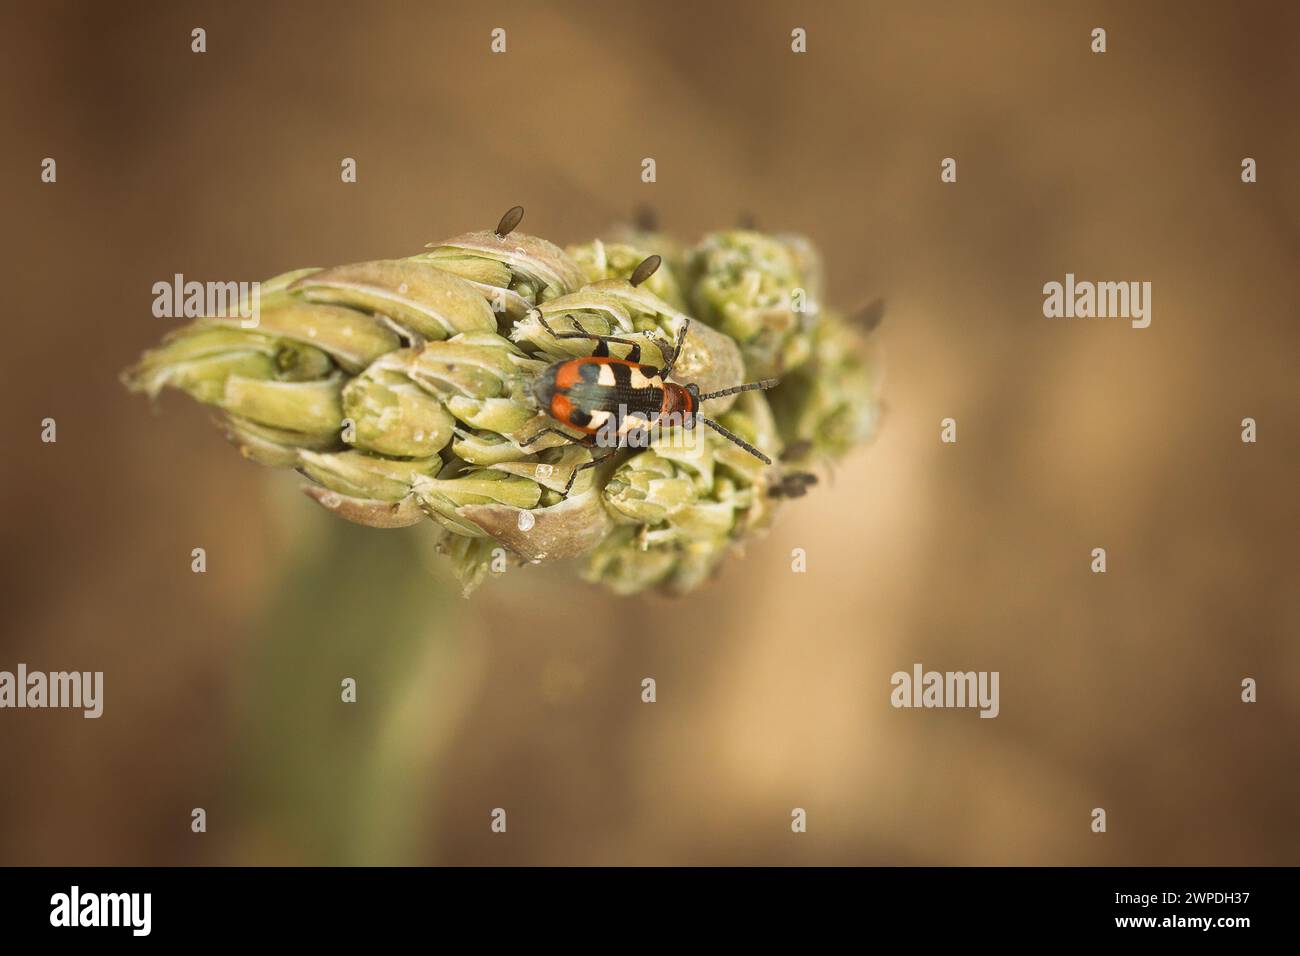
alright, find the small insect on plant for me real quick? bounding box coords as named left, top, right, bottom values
left=521, top=255, right=779, bottom=494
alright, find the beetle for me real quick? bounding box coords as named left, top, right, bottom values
left=522, top=256, right=779, bottom=493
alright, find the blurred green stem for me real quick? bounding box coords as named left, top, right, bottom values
left=231, top=515, right=468, bottom=865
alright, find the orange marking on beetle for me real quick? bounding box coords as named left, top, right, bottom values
left=555, top=355, right=639, bottom=390
left=554, top=359, right=584, bottom=390
left=550, top=392, right=574, bottom=423
left=549, top=392, right=598, bottom=434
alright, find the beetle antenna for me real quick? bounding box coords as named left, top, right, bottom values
left=697, top=379, right=778, bottom=402
left=495, top=205, right=525, bottom=238
left=629, top=255, right=661, bottom=287
left=697, top=416, right=772, bottom=465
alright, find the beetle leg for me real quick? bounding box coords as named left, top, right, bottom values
left=646, top=332, right=674, bottom=367
left=535, top=313, right=563, bottom=338
left=535, top=312, right=650, bottom=361
left=563, top=449, right=618, bottom=495
left=659, top=319, right=692, bottom=379
left=566, top=316, right=647, bottom=362
left=551, top=329, right=648, bottom=357
left=520, top=427, right=595, bottom=448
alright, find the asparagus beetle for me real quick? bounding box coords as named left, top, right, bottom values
left=522, top=256, right=779, bottom=493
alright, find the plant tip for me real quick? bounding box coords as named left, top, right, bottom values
left=495, top=205, right=525, bottom=238
left=629, top=255, right=661, bottom=288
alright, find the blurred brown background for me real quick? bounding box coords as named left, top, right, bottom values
left=2, top=1, right=1297, bottom=865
